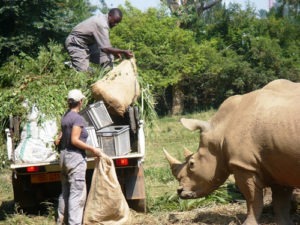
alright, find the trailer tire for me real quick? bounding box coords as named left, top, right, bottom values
left=12, top=173, right=39, bottom=213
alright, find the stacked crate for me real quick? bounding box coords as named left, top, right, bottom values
left=80, top=101, right=131, bottom=157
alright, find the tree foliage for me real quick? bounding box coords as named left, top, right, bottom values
left=0, top=0, right=300, bottom=117
left=108, top=2, right=300, bottom=113
left=0, top=0, right=299, bottom=163
left=0, top=42, right=96, bottom=127
left=110, top=5, right=211, bottom=113
left=164, top=1, right=300, bottom=109
left=0, top=0, right=95, bottom=66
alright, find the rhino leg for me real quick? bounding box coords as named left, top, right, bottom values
left=233, top=170, right=264, bottom=225
left=271, top=185, right=294, bottom=225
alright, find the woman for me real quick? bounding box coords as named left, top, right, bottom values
left=56, top=89, right=102, bottom=225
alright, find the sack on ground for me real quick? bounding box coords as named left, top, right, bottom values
left=83, top=156, right=131, bottom=225
left=91, top=58, right=140, bottom=116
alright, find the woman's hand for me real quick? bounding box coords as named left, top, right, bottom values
left=93, top=148, right=103, bottom=157
left=55, top=132, right=62, bottom=146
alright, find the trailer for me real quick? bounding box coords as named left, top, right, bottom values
left=6, top=106, right=147, bottom=213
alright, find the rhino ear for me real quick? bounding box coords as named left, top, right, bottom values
left=180, top=118, right=211, bottom=132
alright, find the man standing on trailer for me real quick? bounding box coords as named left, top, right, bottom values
left=65, top=8, right=133, bottom=72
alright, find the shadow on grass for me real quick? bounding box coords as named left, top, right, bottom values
left=0, top=200, right=58, bottom=221
left=0, top=200, right=15, bottom=220
left=192, top=212, right=246, bottom=224
left=189, top=200, right=299, bottom=225
left=191, top=209, right=299, bottom=224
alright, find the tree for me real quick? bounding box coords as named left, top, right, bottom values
left=111, top=5, right=211, bottom=114
left=0, top=0, right=95, bottom=66
left=1, top=0, right=300, bottom=117
left=275, top=0, right=300, bottom=18
left=108, top=2, right=300, bottom=114
left=164, top=0, right=222, bottom=16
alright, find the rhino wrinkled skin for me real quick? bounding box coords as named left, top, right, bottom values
left=164, top=79, right=300, bottom=225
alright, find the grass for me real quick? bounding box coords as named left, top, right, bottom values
left=144, top=110, right=214, bottom=165
left=0, top=170, right=56, bottom=225
left=0, top=110, right=244, bottom=224
left=142, top=112, right=210, bottom=203
left=143, top=110, right=244, bottom=212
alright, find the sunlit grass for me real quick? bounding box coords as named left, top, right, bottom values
left=142, top=110, right=244, bottom=212
left=0, top=169, right=56, bottom=225
left=144, top=110, right=215, bottom=169
left=0, top=110, right=244, bottom=223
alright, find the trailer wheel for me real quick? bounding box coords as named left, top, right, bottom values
left=12, top=173, right=38, bottom=212
left=12, top=172, right=61, bottom=213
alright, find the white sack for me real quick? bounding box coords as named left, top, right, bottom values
left=14, top=106, right=58, bottom=163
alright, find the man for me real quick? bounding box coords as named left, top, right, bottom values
left=65, top=8, right=133, bottom=72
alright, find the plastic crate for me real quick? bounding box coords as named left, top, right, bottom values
left=80, top=101, right=113, bottom=130
left=86, top=126, right=99, bottom=147
left=97, top=125, right=131, bottom=157
left=80, top=110, right=93, bottom=127
left=85, top=126, right=99, bottom=157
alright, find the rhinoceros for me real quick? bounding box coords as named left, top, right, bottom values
left=164, top=79, right=300, bottom=225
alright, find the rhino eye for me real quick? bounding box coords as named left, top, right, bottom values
left=189, top=159, right=195, bottom=169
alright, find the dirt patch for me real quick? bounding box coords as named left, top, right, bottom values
left=130, top=202, right=300, bottom=225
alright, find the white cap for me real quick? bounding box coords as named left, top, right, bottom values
left=67, top=89, right=86, bottom=101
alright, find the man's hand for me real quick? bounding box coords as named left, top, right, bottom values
left=123, top=50, right=133, bottom=58
left=101, top=47, right=133, bottom=59
left=116, top=53, right=122, bottom=59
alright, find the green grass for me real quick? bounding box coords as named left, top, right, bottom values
left=144, top=110, right=215, bottom=166
left=0, top=110, right=244, bottom=223
left=0, top=170, right=56, bottom=224
left=142, top=110, right=244, bottom=212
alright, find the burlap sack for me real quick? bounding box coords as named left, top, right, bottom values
left=91, top=58, right=140, bottom=116
left=83, top=156, right=131, bottom=225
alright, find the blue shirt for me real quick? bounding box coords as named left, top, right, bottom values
left=59, top=110, right=88, bottom=152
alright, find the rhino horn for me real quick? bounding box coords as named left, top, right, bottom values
left=183, top=147, right=193, bottom=158
left=163, top=148, right=181, bottom=165
left=180, top=118, right=211, bottom=132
